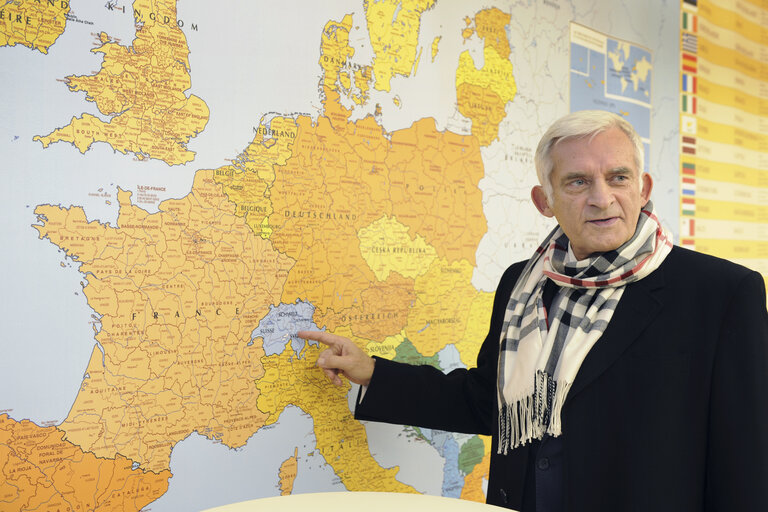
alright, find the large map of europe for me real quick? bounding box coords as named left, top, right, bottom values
left=0, top=0, right=677, bottom=510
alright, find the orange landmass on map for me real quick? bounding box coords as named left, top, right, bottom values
left=0, top=414, right=170, bottom=512
left=33, top=0, right=209, bottom=165
left=456, top=7, right=516, bottom=146
left=257, top=344, right=416, bottom=493
left=315, top=273, right=417, bottom=340
left=456, top=83, right=508, bottom=149
left=0, top=0, right=69, bottom=53
left=33, top=170, right=294, bottom=472
left=269, top=113, right=484, bottom=334
left=474, top=7, right=511, bottom=58
left=278, top=447, right=299, bottom=495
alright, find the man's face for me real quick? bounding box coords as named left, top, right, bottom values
left=531, top=126, right=653, bottom=260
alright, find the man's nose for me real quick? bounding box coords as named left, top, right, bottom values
left=588, top=180, right=614, bottom=208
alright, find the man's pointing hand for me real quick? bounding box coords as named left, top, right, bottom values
left=298, top=330, right=375, bottom=387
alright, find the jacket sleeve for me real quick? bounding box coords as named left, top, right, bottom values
left=705, top=270, right=768, bottom=510
left=354, top=262, right=525, bottom=435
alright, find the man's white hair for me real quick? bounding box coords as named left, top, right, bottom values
left=534, top=110, right=645, bottom=200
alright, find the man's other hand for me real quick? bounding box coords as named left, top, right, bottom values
left=298, top=330, right=376, bottom=387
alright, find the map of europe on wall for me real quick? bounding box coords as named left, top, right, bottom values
left=0, top=1, right=678, bottom=510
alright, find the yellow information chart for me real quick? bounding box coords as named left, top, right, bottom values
left=679, top=0, right=768, bottom=278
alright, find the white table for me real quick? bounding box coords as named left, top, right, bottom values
left=201, top=492, right=515, bottom=512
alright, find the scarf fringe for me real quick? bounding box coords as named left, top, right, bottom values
left=498, top=372, right=573, bottom=455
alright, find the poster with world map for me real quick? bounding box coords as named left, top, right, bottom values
left=0, top=1, right=678, bottom=510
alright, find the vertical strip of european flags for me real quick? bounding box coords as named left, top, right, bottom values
left=681, top=0, right=698, bottom=248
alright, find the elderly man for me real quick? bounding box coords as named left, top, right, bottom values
left=299, top=110, right=768, bottom=511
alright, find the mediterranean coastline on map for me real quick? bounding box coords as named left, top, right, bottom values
left=0, top=1, right=679, bottom=510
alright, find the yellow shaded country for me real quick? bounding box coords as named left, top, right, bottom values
left=34, top=169, right=295, bottom=472
left=366, top=330, right=408, bottom=359
left=456, top=45, right=516, bottom=146
left=256, top=343, right=416, bottom=493
left=689, top=239, right=768, bottom=261
left=405, top=258, right=480, bottom=358
left=340, top=70, right=352, bottom=90
left=431, top=36, right=441, bottom=62
left=691, top=197, right=768, bottom=223
left=474, top=7, right=511, bottom=58
left=214, top=116, right=298, bottom=239
left=353, top=65, right=374, bottom=105
left=692, top=116, right=768, bottom=152
left=364, top=0, right=436, bottom=92
left=358, top=215, right=438, bottom=280
left=0, top=0, right=69, bottom=53
left=686, top=157, right=768, bottom=188
left=699, top=1, right=765, bottom=46
left=319, top=14, right=354, bottom=120
left=456, top=46, right=516, bottom=102
left=33, top=0, right=209, bottom=165
left=454, top=289, right=495, bottom=367
left=319, top=15, right=373, bottom=119
left=460, top=435, right=492, bottom=503
left=278, top=447, right=299, bottom=495
left=0, top=414, right=171, bottom=512
left=260, top=216, right=274, bottom=238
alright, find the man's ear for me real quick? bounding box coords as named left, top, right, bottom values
left=640, top=172, right=653, bottom=203
left=531, top=186, right=554, bottom=217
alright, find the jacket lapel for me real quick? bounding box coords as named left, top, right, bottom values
left=564, top=263, right=666, bottom=405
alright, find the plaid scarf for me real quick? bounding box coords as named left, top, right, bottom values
left=497, top=201, right=672, bottom=453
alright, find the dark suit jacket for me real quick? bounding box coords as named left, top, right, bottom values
left=355, top=246, right=768, bottom=511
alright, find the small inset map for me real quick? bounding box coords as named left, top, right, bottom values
left=569, top=22, right=652, bottom=170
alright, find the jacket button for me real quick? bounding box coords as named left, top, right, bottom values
left=499, top=488, right=508, bottom=503
left=537, top=457, right=550, bottom=470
